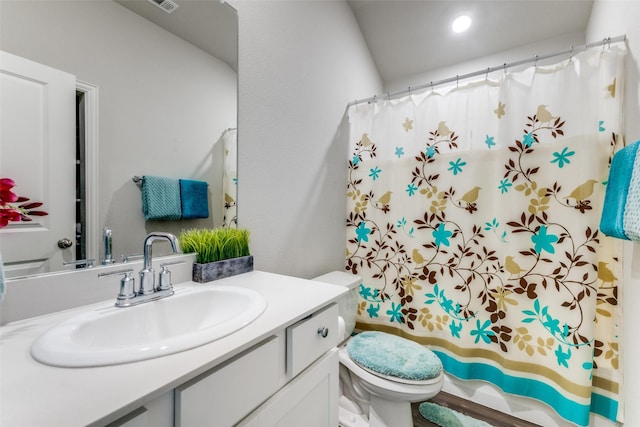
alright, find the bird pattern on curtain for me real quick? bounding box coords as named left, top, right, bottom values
left=222, top=128, right=238, bottom=228
left=345, top=46, right=626, bottom=426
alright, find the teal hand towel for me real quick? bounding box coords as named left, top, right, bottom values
left=180, top=179, right=209, bottom=219
left=623, top=142, right=640, bottom=240
left=599, top=140, right=640, bottom=240
left=141, top=176, right=182, bottom=221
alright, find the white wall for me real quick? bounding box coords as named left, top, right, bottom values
left=587, top=2, right=640, bottom=425
left=0, top=1, right=237, bottom=262
left=233, top=0, right=382, bottom=278
left=386, top=32, right=586, bottom=93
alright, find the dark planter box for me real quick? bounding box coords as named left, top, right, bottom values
left=192, top=255, right=254, bottom=283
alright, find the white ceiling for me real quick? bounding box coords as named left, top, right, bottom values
left=115, top=0, right=238, bottom=71
left=347, top=0, right=594, bottom=85
left=114, top=0, right=594, bottom=86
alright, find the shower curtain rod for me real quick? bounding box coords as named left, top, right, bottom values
left=348, top=35, right=626, bottom=108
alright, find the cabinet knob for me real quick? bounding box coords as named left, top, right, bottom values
left=317, top=327, right=329, bottom=338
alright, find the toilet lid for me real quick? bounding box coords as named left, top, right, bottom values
left=346, top=331, right=442, bottom=381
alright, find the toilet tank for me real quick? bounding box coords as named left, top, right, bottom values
left=312, top=271, right=361, bottom=341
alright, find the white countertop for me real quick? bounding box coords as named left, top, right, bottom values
left=0, top=270, right=347, bottom=427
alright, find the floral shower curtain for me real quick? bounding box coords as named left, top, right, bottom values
left=346, top=46, right=626, bottom=426
left=222, top=128, right=237, bottom=228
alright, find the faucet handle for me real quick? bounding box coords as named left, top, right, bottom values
left=160, top=260, right=185, bottom=268
left=157, top=265, right=172, bottom=292
left=63, top=259, right=95, bottom=268
left=121, top=253, right=144, bottom=263
left=156, top=261, right=182, bottom=291
left=98, top=268, right=136, bottom=307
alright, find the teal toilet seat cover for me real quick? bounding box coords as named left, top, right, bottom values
left=346, top=331, right=443, bottom=381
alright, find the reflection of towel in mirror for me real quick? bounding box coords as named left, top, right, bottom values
left=180, top=179, right=209, bottom=219
left=600, top=140, right=640, bottom=240
left=141, top=176, right=182, bottom=221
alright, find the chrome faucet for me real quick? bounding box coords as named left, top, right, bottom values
left=99, top=232, right=182, bottom=307
left=139, top=232, right=180, bottom=295
left=101, top=227, right=115, bottom=265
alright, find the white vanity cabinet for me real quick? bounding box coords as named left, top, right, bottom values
left=237, top=349, right=338, bottom=427
left=175, top=333, right=287, bottom=426
left=174, top=303, right=339, bottom=427
left=0, top=271, right=348, bottom=427
left=106, top=392, right=174, bottom=427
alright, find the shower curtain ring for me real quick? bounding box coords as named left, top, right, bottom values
left=534, top=54, right=539, bottom=67
left=387, top=92, right=391, bottom=101
left=430, top=81, right=434, bottom=92
left=569, top=46, right=574, bottom=61
left=456, top=75, right=459, bottom=88
left=485, top=67, right=490, bottom=80
left=503, top=63, right=507, bottom=76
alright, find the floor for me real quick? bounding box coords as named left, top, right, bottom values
left=411, top=392, right=543, bottom=427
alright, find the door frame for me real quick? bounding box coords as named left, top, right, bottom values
left=76, top=80, right=99, bottom=265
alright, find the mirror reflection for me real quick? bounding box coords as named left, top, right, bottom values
left=0, top=0, right=238, bottom=278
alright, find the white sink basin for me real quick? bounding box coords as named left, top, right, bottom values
left=31, top=285, right=267, bottom=367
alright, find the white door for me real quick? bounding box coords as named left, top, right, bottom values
left=0, top=51, right=76, bottom=277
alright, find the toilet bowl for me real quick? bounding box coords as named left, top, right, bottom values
left=312, top=271, right=444, bottom=427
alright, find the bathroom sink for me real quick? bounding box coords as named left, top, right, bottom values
left=30, top=285, right=267, bottom=367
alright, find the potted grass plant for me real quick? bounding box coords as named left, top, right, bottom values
left=179, top=227, right=253, bottom=283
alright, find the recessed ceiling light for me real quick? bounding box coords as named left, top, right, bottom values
left=451, top=15, right=472, bottom=33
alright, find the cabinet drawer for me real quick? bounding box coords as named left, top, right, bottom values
left=175, top=333, right=285, bottom=427
left=237, top=349, right=339, bottom=427
left=286, top=303, right=338, bottom=378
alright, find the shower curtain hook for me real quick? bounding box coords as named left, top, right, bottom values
left=408, top=86, right=412, bottom=95
left=387, top=92, right=391, bottom=101
left=485, top=67, right=490, bottom=81
left=430, top=81, right=434, bottom=92
left=503, top=63, right=507, bottom=76
left=534, top=54, right=539, bottom=67
left=456, top=75, right=459, bottom=88
left=569, top=45, right=574, bottom=61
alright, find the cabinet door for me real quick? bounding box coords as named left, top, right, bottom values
left=238, top=348, right=339, bottom=427
left=105, top=391, right=173, bottom=427
left=175, top=334, right=285, bottom=427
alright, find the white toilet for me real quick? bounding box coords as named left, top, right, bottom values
left=313, top=271, right=444, bottom=427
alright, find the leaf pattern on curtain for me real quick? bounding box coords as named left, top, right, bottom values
left=346, top=47, right=626, bottom=426
left=222, top=128, right=237, bottom=228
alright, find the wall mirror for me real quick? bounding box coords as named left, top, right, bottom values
left=0, top=0, right=238, bottom=279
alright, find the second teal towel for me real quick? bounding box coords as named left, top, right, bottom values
left=600, top=140, right=640, bottom=240
left=180, top=179, right=209, bottom=219
left=141, top=176, right=182, bottom=221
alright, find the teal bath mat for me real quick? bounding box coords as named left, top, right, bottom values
left=419, top=402, right=495, bottom=427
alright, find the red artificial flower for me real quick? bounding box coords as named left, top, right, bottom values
left=0, top=178, right=48, bottom=228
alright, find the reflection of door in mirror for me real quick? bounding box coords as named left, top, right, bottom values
left=1, top=1, right=238, bottom=277
left=0, top=51, right=77, bottom=277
